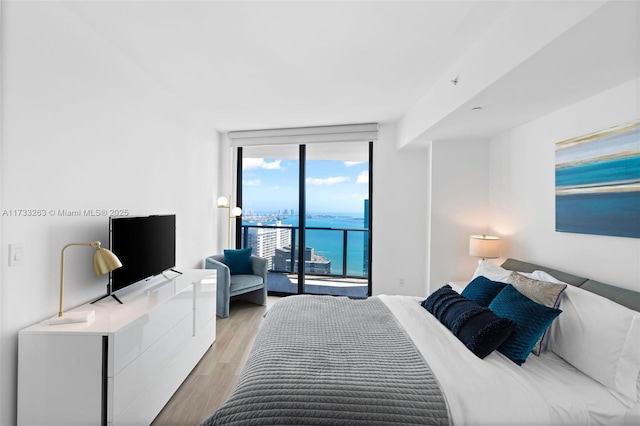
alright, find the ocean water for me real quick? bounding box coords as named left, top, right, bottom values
left=245, top=215, right=368, bottom=277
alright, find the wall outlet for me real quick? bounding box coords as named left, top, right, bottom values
left=399, top=278, right=405, bottom=287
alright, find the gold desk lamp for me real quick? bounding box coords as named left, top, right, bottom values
left=49, top=241, right=122, bottom=325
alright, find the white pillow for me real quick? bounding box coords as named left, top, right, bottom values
left=528, top=270, right=570, bottom=354
left=547, top=284, right=640, bottom=406
left=532, top=270, right=566, bottom=284
left=472, top=261, right=533, bottom=283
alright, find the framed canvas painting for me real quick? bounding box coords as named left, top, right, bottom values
left=555, top=120, right=640, bottom=238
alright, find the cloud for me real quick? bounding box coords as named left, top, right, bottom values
left=356, top=171, right=368, bottom=184
left=306, top=176, right=349, bottom=185
left=243, top=158, right=282, bottom=170
left=243, top=179, right=261, bottom=186
left=344, top=161, right=363, bottom=167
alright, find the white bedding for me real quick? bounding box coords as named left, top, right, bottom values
left=380, top=294, right=639, bottom=426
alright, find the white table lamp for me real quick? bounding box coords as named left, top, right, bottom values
left=469, top=234, right=500, bottom=261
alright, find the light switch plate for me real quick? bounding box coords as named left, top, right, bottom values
left=9, top=243, right=24, bottom=266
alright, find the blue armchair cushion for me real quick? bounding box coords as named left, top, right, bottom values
left=230, top=274, right=264, bottom=294
left=224, top=248, right=253, bottom=275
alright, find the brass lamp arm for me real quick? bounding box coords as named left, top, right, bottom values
left=58, top=241, right=102, bottom=318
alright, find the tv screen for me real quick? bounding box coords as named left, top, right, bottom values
left=109, top=214, right=176, bottom=294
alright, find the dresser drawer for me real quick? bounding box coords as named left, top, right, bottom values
left=110, top=288, right=193, bottom=376
left=110, top=312, right=193, bottom=421
left=194, top=281, right=216, bottom=335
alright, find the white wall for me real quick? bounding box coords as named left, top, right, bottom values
left=371, top=128, right=491, bottom=298
left=489, top=78, right=640, bottom=290
left=0, top=0, right=4, bottom=422
left=428, top=139, right=492, bottom=292
left=0, top=3, right=221, bottom=424
left=372, top=123, right=430, bottom=297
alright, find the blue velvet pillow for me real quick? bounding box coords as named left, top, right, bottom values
left=489, top=285, right=562, bottom=365
left=422, top=286, right=516, bottom=359
left=461, top=276, right=509, bottom=307
left=223, top=248, right=253, bottom=275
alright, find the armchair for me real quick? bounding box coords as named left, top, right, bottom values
left=205, top=254, right=268, bottom=318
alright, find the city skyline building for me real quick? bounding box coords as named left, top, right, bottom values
left=244, top=222, right=292, bottom=269
left=273, top=245, right=331, bottom=275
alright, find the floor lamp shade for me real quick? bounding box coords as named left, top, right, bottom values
left=469, top=235, right=500, bottom=260
left=51, top=241, right=122, bottom=325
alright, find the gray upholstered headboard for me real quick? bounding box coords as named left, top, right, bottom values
left=501, top=258, right=640, bottom=312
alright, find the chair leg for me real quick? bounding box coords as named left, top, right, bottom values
left=217, top=292, right=230, bottom=318
left=238, top=288, right=267, bottom=306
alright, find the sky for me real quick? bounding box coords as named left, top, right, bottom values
left=242, top=157, right=369, bottom=215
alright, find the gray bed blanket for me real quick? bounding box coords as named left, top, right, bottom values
left=202, top=295, right=450, bottom=426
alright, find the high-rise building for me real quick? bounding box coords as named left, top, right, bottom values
left=273, top=245, right=331, bottom=275
left=245, top=222, right=292, bottom=269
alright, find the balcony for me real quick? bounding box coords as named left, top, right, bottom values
left=240, top=223, right=369, bottom=298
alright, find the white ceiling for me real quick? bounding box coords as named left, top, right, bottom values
left=63, top=0, right=639, bottom=138
left=421, top=0, right=640, bottom=140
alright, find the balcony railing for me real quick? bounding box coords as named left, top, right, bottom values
left=240, top=224, right=369, bottom=279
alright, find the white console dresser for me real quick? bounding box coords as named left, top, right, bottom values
left=17, top=269, right=216, bottom=426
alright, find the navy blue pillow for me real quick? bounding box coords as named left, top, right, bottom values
left=461, top=276, right=508, bottom=307
left=422, top=286, right=516, bottom=359
left=422, top=285, right=467, bottom=321
left=223, top=248, right=253, bottom=275
left=489, top=285, right=562, bottom=365
left=421, top=284, right=454, bottom=314
left=456, top=311, right=516, bottom=359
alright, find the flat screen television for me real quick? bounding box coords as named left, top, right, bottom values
left=104, top=214, right=176, bottom=302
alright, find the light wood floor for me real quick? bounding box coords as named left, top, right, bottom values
left=151, top=296, right=280, bottom=426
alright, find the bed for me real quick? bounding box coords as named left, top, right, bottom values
left=201, top=258, right=640, bottom=425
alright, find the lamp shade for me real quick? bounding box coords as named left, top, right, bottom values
left=217, top=196, right=229, bottom=207
left=469, top=235, right=500, bottom=259
left=93, top=247, right=122, bottom=275
left=231, top=206, right=242, bottom=217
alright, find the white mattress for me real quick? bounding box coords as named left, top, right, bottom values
left=379, top=294, right=639, bottom=426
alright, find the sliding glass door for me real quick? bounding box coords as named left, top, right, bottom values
left=303, top=142, right=370, bottom=297
left=239, top=145, right=300, bottom=294
left=238, top=141, right=372, bottom=297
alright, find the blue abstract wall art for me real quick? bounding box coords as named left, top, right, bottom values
left=555, top=120, right=640, bottom=239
